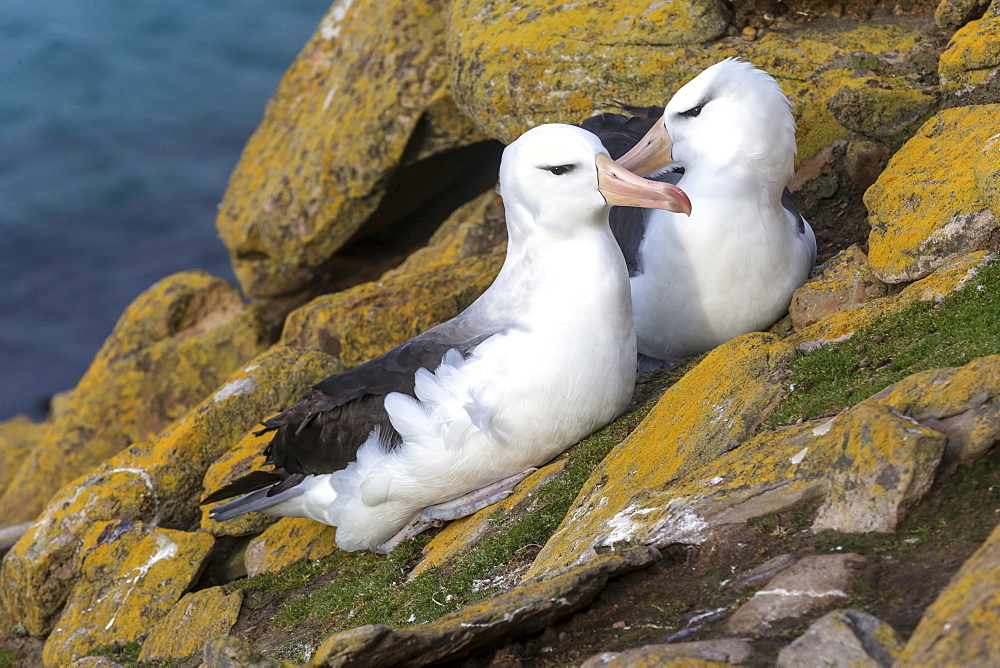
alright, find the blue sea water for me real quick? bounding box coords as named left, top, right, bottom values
left=0, top=0, right=332, bottom=421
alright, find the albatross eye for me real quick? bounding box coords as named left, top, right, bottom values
left=546, top=165, right=574, bottom=176
left=680, top=104, right=704, bottom=118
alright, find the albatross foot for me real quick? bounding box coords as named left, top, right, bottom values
left=374, top=467, right=539, bottom=554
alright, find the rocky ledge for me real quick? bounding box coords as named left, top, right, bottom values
left=1, top=0, right=999, bottom=666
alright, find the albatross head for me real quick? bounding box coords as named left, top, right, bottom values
left=499, top=124, right=691, bottom=237
left=619, top=59, right=797, bottom=185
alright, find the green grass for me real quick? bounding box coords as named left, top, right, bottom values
left=770, top=257, right=1000, bottom=426
left=227, top=358, right=701, bottom=637
left=0, top=649, right=18, bottom=668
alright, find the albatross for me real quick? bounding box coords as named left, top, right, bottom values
left=583, top=58, right=817, bottom=370
left=202, top=124, right=691, bottom=553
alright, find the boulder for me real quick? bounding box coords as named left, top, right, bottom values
left=0, top=415, right=46, bottom=500
left=0, top=271, right=265, bottom=525
left=581, top=639, right=754, bottom=666
left=789, top=245, right=887, bottom=330
left=938, top=14, right=1000, bottom=104
left=776, top=609, right=904, bottom=667
left=865, top=106, right=999, bottom=284
left=244, top=518, right=339, bottom=577
left=42, top=522, right=214, bottom=666
left=527, top=334, right=797, bottom=577
left=450, top=6, right=933, bottom=163
left=726, top=553, right=868, bottom=636
left=216, top=0, right=495, bottom=305
left=896, top=521, right=1000, bottom=666
left=138, top=587, right=244, bottom=662
left=0, top=346, right=339, bottom=636
left=280, top=251, right=504, bottom=367
left=935, top=0, right=992, bottom=30
left=827, top=75, right=936, bottom=139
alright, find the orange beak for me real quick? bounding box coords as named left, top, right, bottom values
left=596, top=153, right=691, bottom=215
left=616, top=120, right=676, bottom=177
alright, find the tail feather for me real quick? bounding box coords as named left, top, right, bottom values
left=201, top=470, right=282, bottom=505
left=208, top=485, right=306, bottom=521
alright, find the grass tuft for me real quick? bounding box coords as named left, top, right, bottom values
left=770, top=258, right=1000, bottom=426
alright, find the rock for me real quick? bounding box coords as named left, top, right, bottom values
left=935, top=0, right=991, bottom=30
left=844, top=136, right=892, bottom=191
left=975, top=127, right=1000, bottom=222
left=450, top=5, right=931, bottom=162
left=896, top=521, right=1000, bottom=666
left=865, top=106, right=1000, bottom=284
left=138, top=587, right=244, bottom=662
left=448, top=0, right=731, bottom=143
left=526, top=334, right=796, bottom=577
left=725, top=554, right=867, bottom=636
left=0, top=346, right=340, bottom=636
left=412, top=459, right=567, bottom=578
left=793, top=251, right=993, bottom=346
left=0, top=271, right=265, bottom=525
left=67, top=659, right=126, bottom=667
left=789, top=245, right=887, bottom=330
left=311, top=546, right=659, bottom=666
left=381, top=190, right=506, bottom=280
left=827, top=75, right=936, bottom=138
left=528, top=354, right=999, bottom=584
left=938, top=14, right=1000, bottom=104
left=731, top=554, right=800, bottom=593
left=866, top=354, right=1000, bottom=467
left=244, top=518, right=339, bottom=577
left=0, top=415, right=46, bottom=499
left=217, top=0, right=495, bottom=305
left=811, top=404, right=947, bottom=534
left=204, top=635, right=295, bottom=668
left=280, top=251, right=504, bottom=368
left=201, top=426, right=281, bottom=537
left=581, top=638, right=754, bottom=666
left=776, top=609, right=904, bottom=667
left=42, top=521, right=214, bottom=666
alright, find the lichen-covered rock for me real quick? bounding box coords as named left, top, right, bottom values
left=451, top=8, right=932, bottom=163
left=0, top=415, right=46, bottom=499
left=581, top=639, right=754, bottom=667
left=527, top=334, right=796, bottom=577
left=811, top=404, right=947, bottom=533
left=42, top=521, right=214, bottom=666
left=311, top=546, right=659, bottom=666
left=381, top=190, right=506, bottom=281
left=938, top=14, right=1000, bottom=103
left=827, top=75, right=936, bottom=138
left=528, top=354, right=999, bottom=579
left=201, top=425, right=281, bottom=537
left=280, top=251, right=504, bottom=367
left=726, top=554, right=867, bottom=636
left=217, top=0, right=491, bottom=301
left=776, top=609, right=904, bottom=667
left=412, top=459, right=567, bottom=578
left=865, top=106, right=1000, bottom=283
left=203, top=636, right=295, bottom=668
left=0, top=346, right=339, bottom=636
left=975, top=128, right=1000, bottom=221
left=244, top=517, right=338, bottom=577
left=789, top=245, right=887, bottom=330
left=448, top=0, right=731, bottom=143
left=0, top=271, right=265, bottom=525
left=896, top=521, right=1000, bottom=666
left=935, top=0, right=992, bottom=30
left=792, top=251, right=993, bottom=346
left=138, top=587, right=244, bottom=662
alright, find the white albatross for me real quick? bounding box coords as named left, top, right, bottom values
left=202, top=124, right=691, bottom=553
left=584, top=58, right=817, bottom=369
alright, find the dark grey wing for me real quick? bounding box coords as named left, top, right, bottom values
left=580, top=104, right=664, bottom=159
left=782, top=187, right=807, bottom=235
left=202, top=321, right=499, bottom=506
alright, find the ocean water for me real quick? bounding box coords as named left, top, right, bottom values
left=0, top=0, right=332, bottom=420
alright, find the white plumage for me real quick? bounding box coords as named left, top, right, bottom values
left=205, top=124, right=690, bottom=551
left=617, top=59, right=817, bottom=367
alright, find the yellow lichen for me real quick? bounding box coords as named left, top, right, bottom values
left=245, top=517, right=339, bottom=577
left=138, top=587, right=244, bottom=662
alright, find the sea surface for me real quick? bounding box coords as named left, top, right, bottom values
left=0, top=0, right=332, bottom=420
